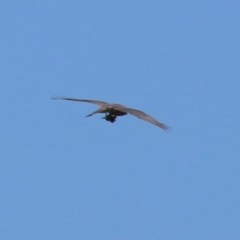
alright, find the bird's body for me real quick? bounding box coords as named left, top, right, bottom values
left=52, top=97, right=169, bottom=131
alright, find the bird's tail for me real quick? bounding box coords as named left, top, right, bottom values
left=86, top=109, right=102, bottom=117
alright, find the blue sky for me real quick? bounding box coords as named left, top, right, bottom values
left=1, top=1, right=240, bottom=239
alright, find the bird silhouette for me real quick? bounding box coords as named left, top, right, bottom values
left=52, top=97, right=169, bottom=131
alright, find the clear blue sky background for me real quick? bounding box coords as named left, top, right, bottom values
left=1, top=1, right=240, bottom=239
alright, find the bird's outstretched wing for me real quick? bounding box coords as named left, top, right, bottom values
left=52, top=97, right=107, bottom=106
left=113, top=104, right=170, bottom=131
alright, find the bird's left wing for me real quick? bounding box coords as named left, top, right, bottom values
left=52, top=97, right=107, bottom=106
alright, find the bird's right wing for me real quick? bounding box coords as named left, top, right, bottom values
left=113, top=104, right=170, bottom=131
left=52, top=97, right=107, bottom=106
left=126, top=107, right=170, bottom=131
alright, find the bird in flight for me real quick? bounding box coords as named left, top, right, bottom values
left=52, top=97, right=169, bottom=131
